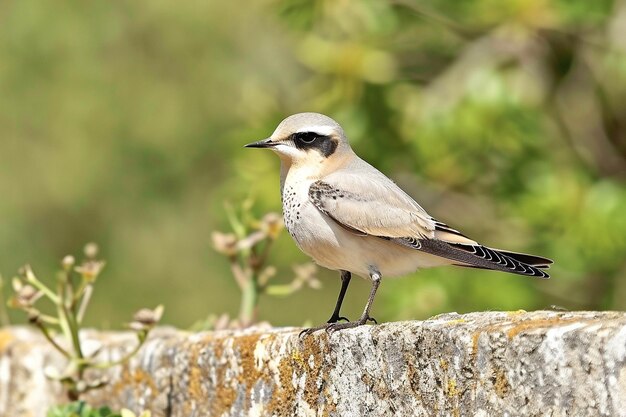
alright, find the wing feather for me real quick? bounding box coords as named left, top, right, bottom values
left=309, top=173, right=435, bottom=238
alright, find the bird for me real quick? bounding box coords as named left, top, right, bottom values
left=245, top=112, right=552, bottom=333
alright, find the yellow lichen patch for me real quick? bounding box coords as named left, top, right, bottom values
left=291, top=349, right=304, bottom=366
left=211, top=381, right=236, bottom=416
left=439, top=359, right=448, bottom=372
left=233, top=333, right=264, bottom=386
left=183, top=342, right=206, bottom=416
left=507, top=310, right=527, bottom=316
left=471, top=332, right=481, bottom=358
left=445, top=379, right=458, bottom=398
left=266, top=346, right=297, bottom=415
left=131, top=368, right=157, bottom=390
left=298, top=333, right=333, bottom=411
left=445, top=319, right=466, bottom=326
left=0, top=330, right=14, bottom=352
left=188, top=362, right=205, bottom=399
left=206, top=337, right=238, bottom=416
left=237, top=334, right=261, bottom=364
left=493, top=369, right=509, bottom=398
left=506, top=317, right=581, bottom=339
left=111, top=366, right=157, bottom=401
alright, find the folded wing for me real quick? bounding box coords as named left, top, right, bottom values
left=309, top=174, right=436, bottom=239
left=308, top=175, right=552, bottom=279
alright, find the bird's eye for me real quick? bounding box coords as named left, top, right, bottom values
left=294, top=132, right=319, bottom=144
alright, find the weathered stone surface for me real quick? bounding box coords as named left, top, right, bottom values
left=1, top=311, right=625, bottom=416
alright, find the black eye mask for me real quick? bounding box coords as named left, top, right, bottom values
left=291, top=132, right=338, bottom=157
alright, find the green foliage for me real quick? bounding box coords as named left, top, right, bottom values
left=47, top=402, right=150, bottom=417
left=47, top=402, right=114, bottom=417
left=0, top=0, right=625, bottom=326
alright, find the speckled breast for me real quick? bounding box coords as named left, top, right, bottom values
left=281, top=185, right=304, bottom=240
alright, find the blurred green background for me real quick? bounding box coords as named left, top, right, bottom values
left=1, top=0, right=625, bottom=329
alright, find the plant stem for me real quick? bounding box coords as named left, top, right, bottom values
left=239, top=277, right=259, bottom=326
left=76, top=284, right=93, bottom=324
left=64, top=306, right=85, bottom=362
left=57, top=276, right=86, bottom=376
left=34, top=321, right=71, bottom=358
left=91, top=334, right=148, bottom=369
left=38, top=314, right=61, bottom=325
left=26, top=272, right=59, bottom=303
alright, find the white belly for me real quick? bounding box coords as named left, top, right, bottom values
left=281, top=182, right=451, bottom=279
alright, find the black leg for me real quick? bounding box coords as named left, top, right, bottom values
left=299, top=270, right=352, bottom=337
left=325, top=269, right=381, bottom=333
left=327, top=270, right=351, bottom=323
left=300, top=269, right=382, bottom=337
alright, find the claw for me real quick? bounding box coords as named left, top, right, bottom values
left=299, top=328, right=313, bottom=338
left=327, top=314, right=350, bottom=324
left=301, top=314, right=378, bottom=337
left=299, top=322, right=334, bottom=338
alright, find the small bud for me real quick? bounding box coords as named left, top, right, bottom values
left=27, top=309, right=42, bottom=324
left=129, top=305, right=164, bottom=331
left=75, top=260, right=105, bottom=283
left=23, top=265, right=36, bottom=282
left=10, top=283, right=43, bottom=308
left=260, top=212, right=283, bottom=239
left=61, top=255, right=75, bottom=271
left=84, top=242, right=99, bottom=259
left=211, top=232, right=238, bottom=256
left=12, top=277, right=23, bottom=292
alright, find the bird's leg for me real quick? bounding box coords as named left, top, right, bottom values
left=299, top=270, right=351, bottom=337
left=327, top=270, right=351, bottom=323
left=326, top=270, right=381, bottom=333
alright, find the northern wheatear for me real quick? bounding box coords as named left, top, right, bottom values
left=245, top=113, right=552, bottom=333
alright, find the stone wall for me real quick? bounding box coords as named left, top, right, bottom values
left=1, top=310, right=625, bottom=416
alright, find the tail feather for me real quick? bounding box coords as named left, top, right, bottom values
left=494, top=249, right=553, bottom=268
left=414, top=239, right=551, bottom=279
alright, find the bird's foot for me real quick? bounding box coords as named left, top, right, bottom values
left=300, top=315, right=378, bottom=336
left=325, top=314, right=377, bottom=333
left=298, top=314, right=350, bottom=338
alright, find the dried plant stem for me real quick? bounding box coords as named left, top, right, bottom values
left=76, top=284, right=93, bottom=324
left=92, top=335, right=147, bottom=369
left=230, top=262, right=248, bottom=290
left=34, top=321, right=71, bottom=359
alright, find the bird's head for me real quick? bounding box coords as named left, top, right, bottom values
left=245, top=113, right=353, bottom=169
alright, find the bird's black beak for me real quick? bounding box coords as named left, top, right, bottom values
left=244, top=138, right=276, bottom=149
